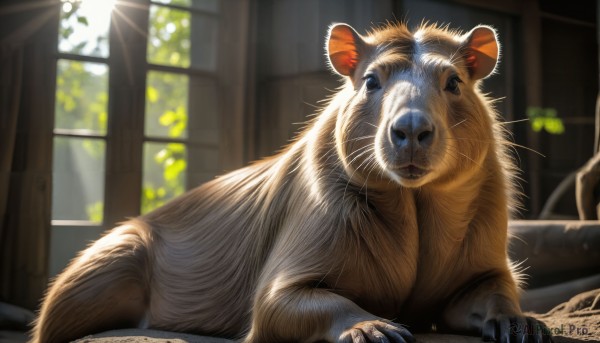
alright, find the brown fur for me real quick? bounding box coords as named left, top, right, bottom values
left=32, top=22, right=547, bottom=343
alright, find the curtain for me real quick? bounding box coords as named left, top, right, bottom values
left=0, top=1, right=58, bottom=310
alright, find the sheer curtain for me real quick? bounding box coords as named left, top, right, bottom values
left=0, top=1, right=58, bottom=310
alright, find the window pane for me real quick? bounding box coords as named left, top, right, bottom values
left=148, top=5, right=191, bottom=68
left=142, top=142, right=187, bottom=214
left=145, top=71, right=189, bottom=139
left=147, top=5, right=218, bottom=70
left=58, top=0, right=113, bottom=57
left=52, top=137, right=106, bottom=223
left=55, top=59, right=109, bottom=135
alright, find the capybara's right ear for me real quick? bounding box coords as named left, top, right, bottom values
left=461, top=25, right=499, bottom=80
left=326, top=23, right=365, bottom=78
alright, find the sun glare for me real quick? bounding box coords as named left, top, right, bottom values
left=80, top=0, right=117, bottom=16
left=59, top=0, right=116, bottom=57
left=61, top=0, right=116, bottom=18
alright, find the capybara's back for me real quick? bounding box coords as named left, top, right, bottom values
left=33, top=21, right=551, bottom=343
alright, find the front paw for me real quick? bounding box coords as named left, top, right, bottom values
left=482, top=315, right=553, bottom=343
left=338, top=320, right=415, bottom=343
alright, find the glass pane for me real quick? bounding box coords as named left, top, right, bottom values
left=147, top=4, right=218, bottom=70
left=148, top=5, right=191, bottom=68
left=142, top=142, right=187, bottom=214
left=59, top=0, right=114, bottom=57
left=145, top=71, right=189, bottom=139
left=52, top=137, right=106, bottom=223
left=55, top=59, right=109, bottom=135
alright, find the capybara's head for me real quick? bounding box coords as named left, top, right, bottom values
left=327, top=22, right=500, bottom=188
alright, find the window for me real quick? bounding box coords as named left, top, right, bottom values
left=49, top=0, right=243, bottom=276
left=53, top=0, right=112, bottom=226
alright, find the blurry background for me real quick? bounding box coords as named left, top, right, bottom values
left=0, top=0, right=597, bottom=312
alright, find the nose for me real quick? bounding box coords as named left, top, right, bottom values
left=390, top=111, right=434, bottom=149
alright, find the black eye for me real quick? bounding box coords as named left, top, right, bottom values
left=445, top=75, right=462, bottom=95
left=363, top=74, right=381, bottom=91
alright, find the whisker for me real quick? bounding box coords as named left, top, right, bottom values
left=344, top=148, right=379, bottom=199
left=455, top=151, right=483, bottom=169
left=342, top=135, right=376, bottom=144
left=360, top=158, right=377, bottom=204
left=505, top=142, right=545, bottom=158
left=444, top=137, right=545, bottom=158
left=495, top=118, right=530, bottom=125
left=348, top=148, right=375, bottom=167
left=449, top=118, right=467, bottom=130
left=346, top=145, right=375, bottom=163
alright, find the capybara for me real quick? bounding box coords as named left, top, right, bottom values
left=32, top=21, right=551, bottom=343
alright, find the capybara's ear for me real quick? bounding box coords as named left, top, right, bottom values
left=461, top=25, right=499, bottom=80
left=326, top=23, right=365, bottom=78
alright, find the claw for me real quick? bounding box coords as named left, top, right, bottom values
left=482, top=319, right=497, bottom=341
left=340, top=320, right=414, bottom=343
left=514, top=316, right=528, bottom=343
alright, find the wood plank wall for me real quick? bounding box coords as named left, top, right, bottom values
left=252, top=0, right=394, bottom=158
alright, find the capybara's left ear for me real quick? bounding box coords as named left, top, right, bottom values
left=461, top=25, right=499, bottom=80
left=326, top=23, right=366, bottom=78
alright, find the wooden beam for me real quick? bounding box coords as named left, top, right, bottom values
left=217, top=0, right=251, bottom=171
left=0, top=0, right=59, bottom=310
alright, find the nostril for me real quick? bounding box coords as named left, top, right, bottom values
left=417, top=130, right=433, bottom=142
left=395, top=129, right=407, bottom=141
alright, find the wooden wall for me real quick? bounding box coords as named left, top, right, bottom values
left=252, top=0, right=394, bottom=157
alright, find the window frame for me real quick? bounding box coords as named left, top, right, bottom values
left=51, top=0, right=251, bottom=229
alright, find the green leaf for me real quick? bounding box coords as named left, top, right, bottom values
left=86, top=201, right=103, bottom=223
left=144, top=187, right=156, bottom=200
left=159, top=110, right=176, bottom=126
left=531, top=118, right=544, bottom=132
left=545, top=108, right=557, bottom=118
left=147, top=86, right=159, bottom=103
left=167, top=143, right=185, bottom=154
left=545, top=118, right=565, bottom=134
left=77, top=16, right=89, bottom=26
left=61, top=26, right=74, bottom=40
left=164, top=158, right=186, bottom=181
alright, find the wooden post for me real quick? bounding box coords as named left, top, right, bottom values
left=522, top=0, right=543, bottom=217
left=103, top=0, right=148, bottom=226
